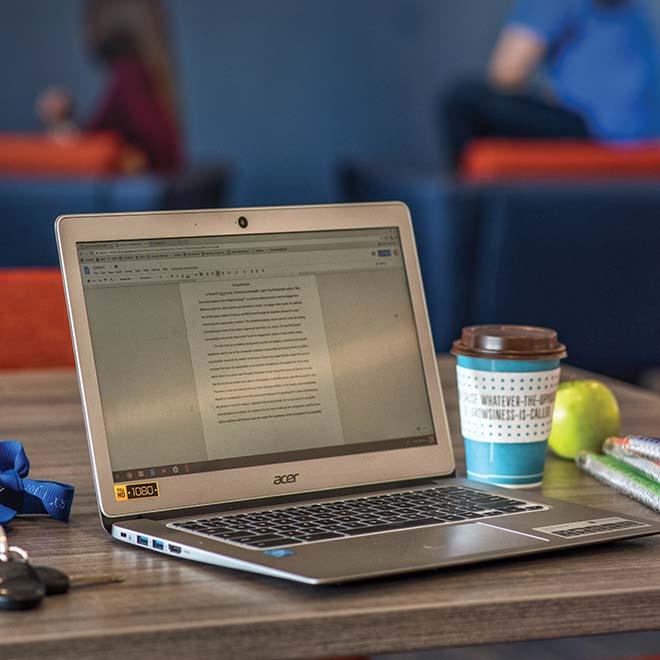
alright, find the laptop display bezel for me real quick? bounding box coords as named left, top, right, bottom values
left=56, top=202, right=455, bottom=519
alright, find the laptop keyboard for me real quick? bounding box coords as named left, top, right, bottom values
left=169, top=485, right=548, bottom=549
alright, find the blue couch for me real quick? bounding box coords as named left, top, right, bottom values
left=472, top=183, right=660, bottom=382
left=343, top=163, right=660, bottom=382
left=0, top=166, right=229, bottom=266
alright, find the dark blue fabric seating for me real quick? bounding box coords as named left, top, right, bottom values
left=342, top=162, right=660, bottom=382
left=0, top=166, right=229, bottom=267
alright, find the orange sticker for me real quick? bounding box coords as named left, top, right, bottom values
left=114, top=484, right=128, bottom=501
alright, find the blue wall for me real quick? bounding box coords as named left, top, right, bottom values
left=171, top=0, right=514, bottom=204
left=2, top=0, right=659, bottom=205
left=0, top=0, right=514, bottom=204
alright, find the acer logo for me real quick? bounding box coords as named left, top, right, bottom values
left=273, top=473, right=299, bottom=485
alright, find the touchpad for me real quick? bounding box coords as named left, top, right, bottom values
left=301, top=521, right=548, bottom=578
left=418, top=521, right=545, bottom=558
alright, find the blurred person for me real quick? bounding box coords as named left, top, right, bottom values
left=37, top=0, right=182, bottom=172
left=442, top=0, right=660, bottom=170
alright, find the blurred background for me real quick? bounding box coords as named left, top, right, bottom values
left=2, top=0, right=537, bottom=203
left=2, top=0, right=660, bottom=390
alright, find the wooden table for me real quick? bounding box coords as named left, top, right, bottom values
left=1, top=357, right=659, bottom=660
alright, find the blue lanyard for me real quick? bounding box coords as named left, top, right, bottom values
left=0, top=441, right=75, bottom=527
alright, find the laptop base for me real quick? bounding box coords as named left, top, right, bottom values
left=112, top=478, right=660, bottom=584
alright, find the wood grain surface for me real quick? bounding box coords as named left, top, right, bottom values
left=0, top=357, right=659, bottom=660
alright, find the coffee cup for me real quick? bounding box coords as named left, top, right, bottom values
left=451, top=325, right=566, bottom=488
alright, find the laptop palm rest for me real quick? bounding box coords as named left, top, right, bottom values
left=255, top=522, right=547, bottom=582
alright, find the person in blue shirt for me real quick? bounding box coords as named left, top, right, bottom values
left=442, top=0, right=660, bottom=170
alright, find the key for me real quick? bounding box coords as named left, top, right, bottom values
left=33, top=566, right=124, bottom=596
left=0, top=560, right=45, bottom=610
left=34, top=566, right=70, bottom=596
left=0, top=543, right=45, bottom=611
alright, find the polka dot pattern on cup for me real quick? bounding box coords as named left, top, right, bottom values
left=456, top=366, right=561, bottom=444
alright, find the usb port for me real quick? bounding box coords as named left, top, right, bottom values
left=168, top=544, right=182, bottom=554
left=137, top=535, right=149, bottom=547
left=152, top=539, right=164, bottom=551
left=120, top=532, right=127, bottom=538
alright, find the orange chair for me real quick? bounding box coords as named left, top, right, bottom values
left=0, top=132, right=128, bottom=176
left=0, top=268, right=75, bottom=369
left=460, top=138, right=660, bottom=181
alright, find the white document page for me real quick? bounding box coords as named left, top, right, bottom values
left=180, top=275, right=344, bottom=459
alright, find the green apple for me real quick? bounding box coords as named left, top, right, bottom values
left=548, top=379, right=621, bottom=459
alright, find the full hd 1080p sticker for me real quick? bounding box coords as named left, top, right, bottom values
left=114, top=481, right=160, bottom=502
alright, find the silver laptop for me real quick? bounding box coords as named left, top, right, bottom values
left=56, top=202, right=659, bottom=584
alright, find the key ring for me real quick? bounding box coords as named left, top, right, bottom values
left=8, top=546, right=29, bottom=562
left=0, top=527, right=30, bottom=563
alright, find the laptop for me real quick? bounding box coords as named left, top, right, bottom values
left=56, top=202, right=659, bottom=584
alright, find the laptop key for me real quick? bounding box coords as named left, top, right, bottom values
left=343, top=517, right=443, bottom=536
left=339, top=521, right=372, bottom=529
left=213, top=531, right=255, bottom=540
left=244, top=533, right=290, bottom=543
left=297, top=532, right=346, bottom=542
left=251, top=538, right=302, bottom=548
left=218, top=536, right=257, bottom=544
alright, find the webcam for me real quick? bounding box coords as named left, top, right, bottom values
left=238, top=216, right=248, bottom=229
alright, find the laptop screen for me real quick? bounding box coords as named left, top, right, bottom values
left=77, top=227, right=436, bottom=483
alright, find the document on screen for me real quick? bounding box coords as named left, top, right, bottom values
left=180, top=275, right=344, bottom=459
